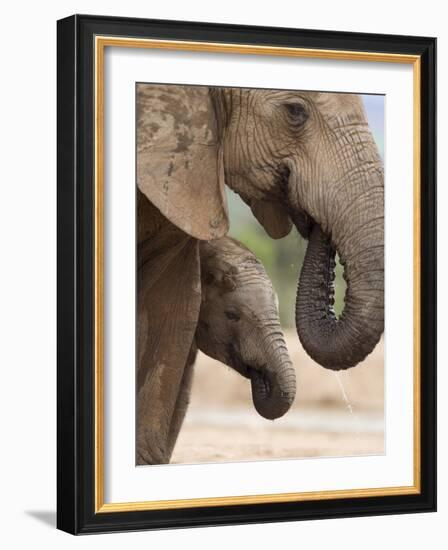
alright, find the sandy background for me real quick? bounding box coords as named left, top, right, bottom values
left=172, top=332, right=384, bottom=464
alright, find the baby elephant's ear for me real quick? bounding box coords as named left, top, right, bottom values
left=137, top=84, right=229, bottom=240
left=250, top=199, right=293, bottom=239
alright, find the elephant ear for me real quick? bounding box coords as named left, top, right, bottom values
left=250, top=199, right=293, bottom=239
left=137, top=84, right=229, bottom=240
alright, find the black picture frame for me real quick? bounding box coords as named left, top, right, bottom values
left=57, top=14, right=436, bottom=534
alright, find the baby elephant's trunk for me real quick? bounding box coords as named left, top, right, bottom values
left=250, top=338, right=296, bottom=420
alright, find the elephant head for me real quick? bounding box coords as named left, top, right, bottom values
left=196, top=237, right=296, bottom=420
left=211, top=89, right=384, bottom=371
left=137, top=84, right=384, bottom=372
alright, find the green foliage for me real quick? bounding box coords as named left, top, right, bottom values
left=334, top=254, right=347, bottom=318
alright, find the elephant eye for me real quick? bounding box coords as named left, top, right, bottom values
left=205, top=272, right=215, bottom=285
left=225, top=310, right=240, bottom=322
left=284, top=102, right=309, bottom=127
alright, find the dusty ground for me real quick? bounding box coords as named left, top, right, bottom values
left=171, top=332, right=384, bottom=464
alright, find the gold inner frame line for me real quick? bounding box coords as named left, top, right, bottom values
left=94, top=35, right=421, bottom=514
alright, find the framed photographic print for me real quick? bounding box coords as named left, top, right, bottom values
left=57, top=14, right=436, bottom=534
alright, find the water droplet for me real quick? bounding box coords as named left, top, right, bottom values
left=333, top=371, right=354, bottom=415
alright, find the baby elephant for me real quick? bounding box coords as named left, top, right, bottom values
left=197, top=237, right=296, bottom=420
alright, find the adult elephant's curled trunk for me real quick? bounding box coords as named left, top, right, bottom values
left=295, top=190, right=384, bottom=371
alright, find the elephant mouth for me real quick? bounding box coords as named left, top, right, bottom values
left=226, top=344, right=271, bottom=392
left=226, top=345, right=268, bottom=383
left=231, top=361, right=274, bottom=400
left=248, top=366, right=268, bottom=383
left=248, top=367, right=271, bottom=397
left=289, top=206, right=314, bottom=239
left=277, top=165, right=314, bottom=239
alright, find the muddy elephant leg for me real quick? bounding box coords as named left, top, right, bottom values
left=136, top=359, right=185, bottom=465
left=137, top=346, right=195, bottom=465
left=165, top=345, right=197, bottom=460
left=136, top=237, right=201, bottom=465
